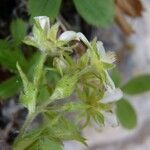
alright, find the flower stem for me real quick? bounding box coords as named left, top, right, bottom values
left=18, top=112, right=36, bottom=139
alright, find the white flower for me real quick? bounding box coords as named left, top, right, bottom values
left=101, top=88, right=123, bottom=104
left=96, top=41, right=116, bottom=64
left=58, top=31, right=90, bottom=46
left=59, top=31, right=77, bottom=42
left=95, top=41, right=123, bottom=103
left=102, top=109, right=119, bottom=127
left=76, top=32, right=90, bottom=46
left=34, top=16, right=50, bottom=34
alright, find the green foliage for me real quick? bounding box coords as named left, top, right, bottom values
left=17, top=63, right=37, bottom=113
left=111, top=68, right=121, bottom=87
left=0, top=76, right=20, bottom=100
left=13, top=16, right=121, bottom=149
left=2, top=14, right=149, bottom=149
left=10, top=19, right=27, bottom=45
left=73, top=0, right=115, bottom=27
left=28, top=0, right=62, bottom=19
left=28, top=0, right=116, bottom=27
left=116, top=99, right=137, bottom=129
left=0, top=40, right=27, bottom=72
left=0, top=20, right=28, bottom=99
left=122, top=75, right=150, bottom=95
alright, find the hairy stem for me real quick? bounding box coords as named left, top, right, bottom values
left=18, top=112, right=36, bottom=139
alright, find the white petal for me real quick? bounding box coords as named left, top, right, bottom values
left=101, top=88, right=123, bottom=104
left=96, top=41, right=106, bottom=57
left=102, top=110, right=119, bottom=127
left=77, top=32, right=90, bottom=46
left=34, top=16, right=50, bottom=33
left=105, top=71, right=115, bottom=92
left=58, top=31, right=77, bottom=42
left=97, top=41, right=116, bottom=64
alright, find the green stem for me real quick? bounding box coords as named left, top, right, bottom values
left=18, top=112, right=36, bottom=138
left=17, top=53, right=47, bottom=139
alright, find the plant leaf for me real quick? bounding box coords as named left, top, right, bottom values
left=0, top=41, right=27, bottom=72
left=33, top=54, right=46, bottom=87
left=10, top=19, right=26, bottom=44
left=44, top=113, right=87, bottom=145
left=49, top=75, right=78, bottom=102
left=121, top=75, right=150, bottom=95
left=73, top=0, right=115, bottom=27
left=111, top=68, right=121, bottom=87
left=62, top=102, right=90, bottom=112
left=38, top=138, right=63, bottom=150
left=28, top=0, right=62, bottom=19
left=17, top=63, right=37, bottom=112
left=0, top=76, right=20, bottom=100
left=47, top=23, right=59, bottom=41
left=116, top=99, right=137, bottom=129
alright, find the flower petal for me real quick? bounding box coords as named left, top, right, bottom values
left=58, top=31, right=77, bottom=42
left=96, top=41, right=106, bottom=57
left=102, top=109, right=119, bottom=127
left=97, top=41, right=116, bottom=64
left=104, top=71, right=116, bottom=92
left=77, top=32, right=90, bottom=46
left=34, top=16, right=50, bottom=33
left=101, top=88, right=123, bottom=104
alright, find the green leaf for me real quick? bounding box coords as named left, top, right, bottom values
left=111, top=68, right=121, bottom=87
left=10, top=19, right=26, bottom=44
left=13, top=127, right=42, bottom=150
left=49, top=75, right=78, bottom=102
left=0, top=40, right=10, bottom=49
left=116, top=99, right=137, bottom=129
left=28, top=0, right=62, bottom=19
left=47, top=23, right=59, bottom=41
left=27, top=52, right=41, bottom=78
left=73, top=0, right=115, bottom=27
left=0, top=43, right=27, bottom=72
left=38, top=138, right=63, bottom=150
left=23, top=36, right=37, bottom=48
left=62, top=102, right=90, bottom=112
left=122, top=75, right=150, bottom=95
left=0, top=76, right=20, bottom=100
left=17, top=63, right=37, bottom=112
left=37, top=85, right=51, bottom=104
left=93, top=112, right=104, bottom=125
left=45, top=114, right=87, bottom=145
left=33, top=54, right=46, bottom=87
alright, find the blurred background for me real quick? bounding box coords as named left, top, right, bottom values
left=0, top=0, right=150, bottom=150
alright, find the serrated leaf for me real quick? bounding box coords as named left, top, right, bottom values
left=10, top=19, right=26, bottom=44
left=116, top=99, right=137, bottom=129
left=45, top=115, right=87, bottom=145
left=28, top=0, right=62, bottom=19
left=0, top=46, right=27, bottom=72
left=17, top=63, right=37, bottom=112
left=0, top=76, right=20, bottom=100
left=73, top=0, right=115, bottom=27
left=122, top=75, right=150, bottom=95
left=13, top=126, right=43, bottom=150
left=49, top=75, right=78, bottom=102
